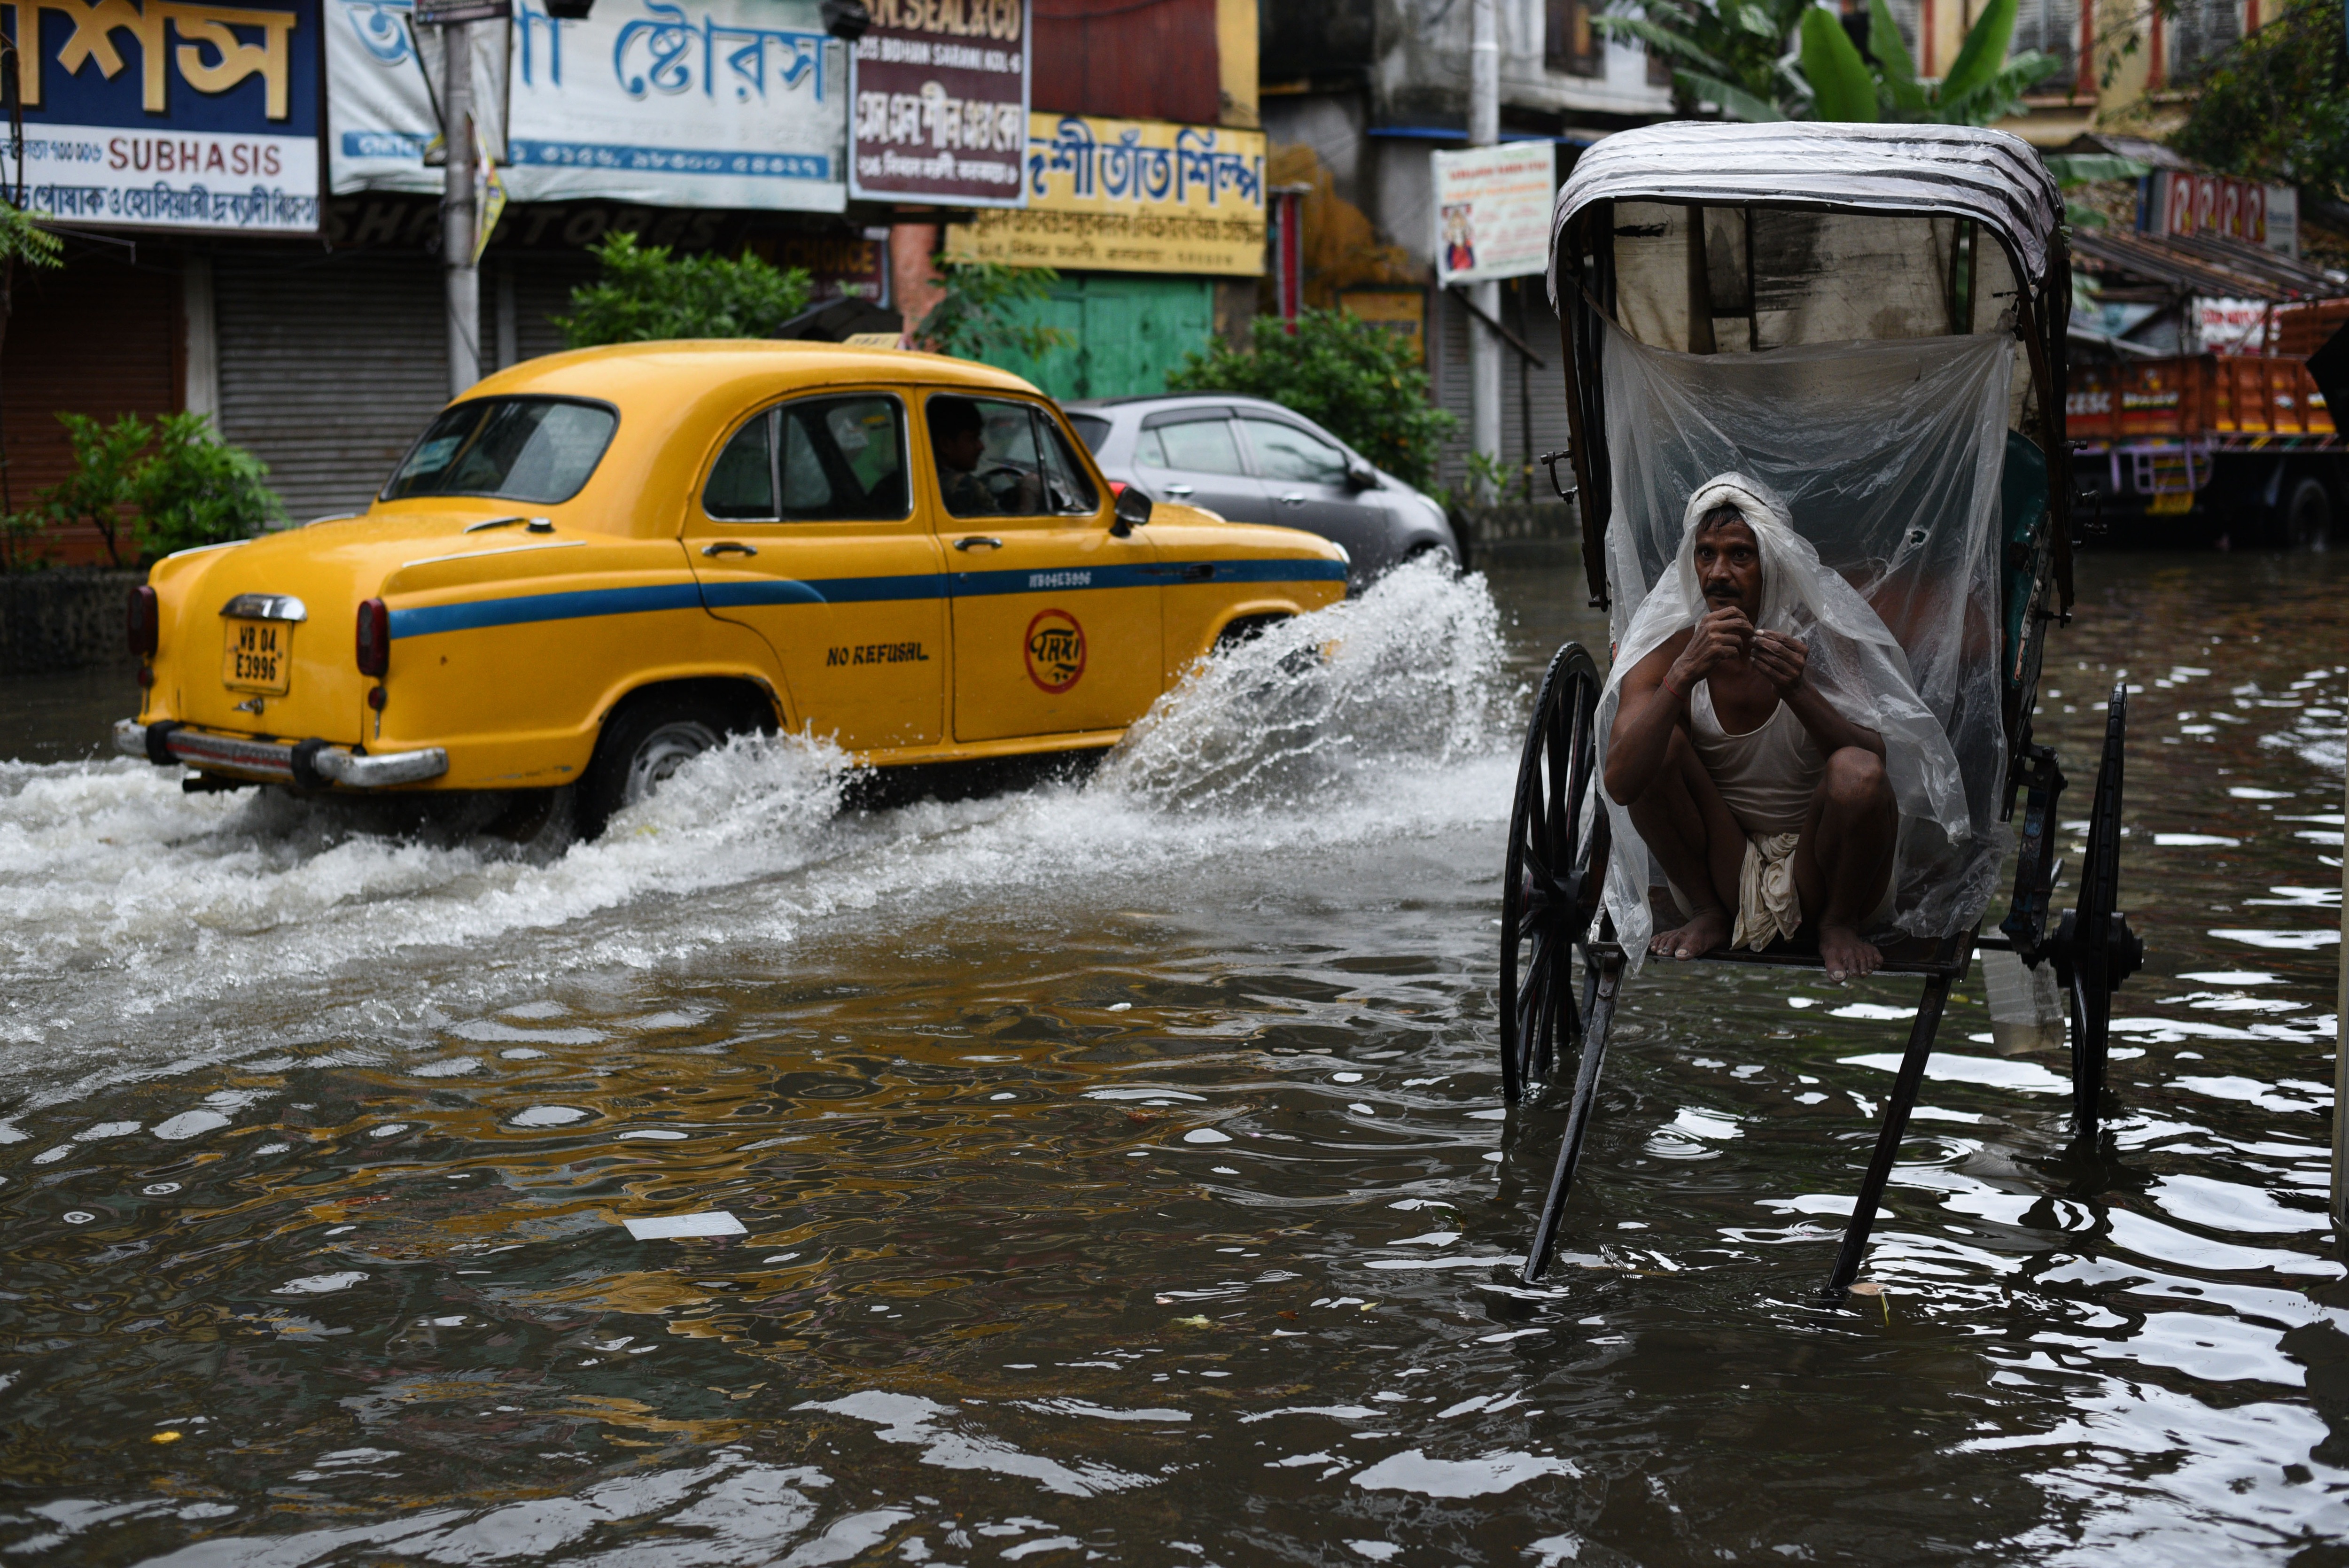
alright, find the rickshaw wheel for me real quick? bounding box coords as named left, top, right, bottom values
left=1499, top=643, right=1610, bottom=1106
left=2057, top=683, right=2145, bottom=1134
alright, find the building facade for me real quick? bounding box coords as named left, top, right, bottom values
left=1256, top=0, right=1672, bottom=494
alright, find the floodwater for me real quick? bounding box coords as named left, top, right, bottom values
left=0, top=554, right=2341, bottom=1567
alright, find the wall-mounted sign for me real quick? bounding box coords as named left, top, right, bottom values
left=328, top=0, right=848, bottom=210
left=2195, top=296, right=2271, bottom=357
left=942, top=113, right=1263, bottom=275
left=847, top=0, right=1028, bottom=208
left=14, top=0, right=323, bottom=233
left=2155, top=171, right=2299, bottom=258
left=1340, top=287, right=1425, bottom=364
left=1430, top=140, right=1554, bottom=286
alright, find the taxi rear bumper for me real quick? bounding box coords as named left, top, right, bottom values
left=114, top=719, right=449, bottom=790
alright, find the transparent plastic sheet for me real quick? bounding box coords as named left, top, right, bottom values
left=1593, top=321, right=2014, bottom=967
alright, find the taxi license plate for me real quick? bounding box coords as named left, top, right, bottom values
left=223, top=618, right=292, bottom=694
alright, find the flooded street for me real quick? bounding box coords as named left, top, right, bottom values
left=0, top=553, right=2343, bottom=1566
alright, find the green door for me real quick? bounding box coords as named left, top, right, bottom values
left=990, top=273, right=1215, bottom=403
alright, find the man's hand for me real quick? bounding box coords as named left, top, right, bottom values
left=1667, top=605, right=1752, bottom=691
left=1750, top=630, right=1808, bottom=698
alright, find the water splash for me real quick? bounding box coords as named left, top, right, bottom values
left=1099, top=557, right=1510, bottom=811
left=0, top=567, right=1516, bottom=1092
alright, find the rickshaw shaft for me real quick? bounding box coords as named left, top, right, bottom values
left=1821, top=972, right=1954, bottom=1304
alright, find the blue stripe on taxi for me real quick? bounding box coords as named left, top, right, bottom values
left=386, top=559, right=1348, bottom=639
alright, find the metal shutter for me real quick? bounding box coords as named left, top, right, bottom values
left=1435, top=286, right=1471, bottom=489
left=1501, top=277, right=1573, bottom=499
left=502, top=253, right=600, bottom=367
left=214, top=250, right=452, bottom=521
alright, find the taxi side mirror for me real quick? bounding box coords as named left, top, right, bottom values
left=1110, top=481, right=1154, bottom=537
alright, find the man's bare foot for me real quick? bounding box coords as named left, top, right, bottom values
left=1819, top=923, right=1882, bottom=982
left=1650, top=906, right=1731, bottom=962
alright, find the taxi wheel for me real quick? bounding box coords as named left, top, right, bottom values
left=577, top=694, right=730, bottom=840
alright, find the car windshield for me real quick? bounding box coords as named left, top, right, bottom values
left=382, top=398, right=618, bottom=504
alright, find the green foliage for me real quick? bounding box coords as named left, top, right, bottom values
left=1166, top=309, right=1458, bottom=490
left=2171, top=0, right=2349, bottom=197
left=132, top=413, right=285, bottom=558
left=556, top=231, right=813, bottom=347
left=918, top=262, right=1075, bottom=364
left=9, top=412, right=280, bottom=568
left=2044, top=152, right=2154, bottom=230
left=1606, top=0, right=2059, bottom=124
left=33, top=413, right=149, bottom=567
left=1800, top=8, right=1879, bottom=121
left=1462, top=449, right=1522, bottom=505
left=0, top=203, right=63, bottom=272
left=1597, top=0, right=1809, bottom=121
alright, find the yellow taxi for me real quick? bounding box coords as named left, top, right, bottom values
left=117, top=343, right=1349, bottom=834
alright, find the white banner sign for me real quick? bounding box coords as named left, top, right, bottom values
left=2195, top=297, right=2271, bottom=357
left=1431, top=140, right=1555, bottom=286
left=329, top=0, right=849, bottom=210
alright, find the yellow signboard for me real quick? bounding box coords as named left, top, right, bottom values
left=945, top=114, right=1267, bottom=277
left=1341, top=289, right=1427, bottom=365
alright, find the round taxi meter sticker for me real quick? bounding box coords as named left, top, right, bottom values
left=1024, top=608, right=1086, bottom=693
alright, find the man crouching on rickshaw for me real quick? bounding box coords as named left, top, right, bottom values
left=1603, top=474, right=1932, bottom=983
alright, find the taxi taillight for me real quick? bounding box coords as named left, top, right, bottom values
left=127, top=585, right=158, bottom=657
left=356, top=598, right=390, bottom=677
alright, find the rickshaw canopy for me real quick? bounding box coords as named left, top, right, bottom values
left=1547, top=121, right=2065, bottom=303
left=1540, top=120, right=2074, bottom=621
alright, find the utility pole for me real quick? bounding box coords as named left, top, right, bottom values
left=442, top=19, right=481, bottom=396
left=1467, top=0, right=1500, bottom=492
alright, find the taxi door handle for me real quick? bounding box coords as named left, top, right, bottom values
left=701, top=541, right=758, bottom=557
left=955, top=536, right=1003, bottom=551
left=1278, top=492, right=1307, bottom=506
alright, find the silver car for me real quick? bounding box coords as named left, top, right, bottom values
left=1064, top=394, right=1458, bottom=585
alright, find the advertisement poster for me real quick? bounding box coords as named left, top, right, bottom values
left=2195, top=297, right=2271, bottom=357
left=1430, top=140, right=1555, bottom=286
left=327, top=0, right=848, bottom=210
left=15, top=0, right=322, bottom=233
left=848, top=0, right=1028, bottom=208
left=2156, top=171, right=2299, bottom=258
left=943, top=113, right=1262, bottom=274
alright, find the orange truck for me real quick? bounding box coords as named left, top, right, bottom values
left=2069, top=300, right=2347, bottom=547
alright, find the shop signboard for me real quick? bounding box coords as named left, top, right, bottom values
left=2154, top=171, right=2300, bottom=257
left=847, top=0, right=1029, bottom=208
left=1430, top=140, right=1554, bottom=286
left=14, top=0, right=323, bottom=233
left=2195, top=297, right=2271, bottom=357
left=942, top=112, right=1262, bottom=274
left=327, top=0, right=848, bottom=210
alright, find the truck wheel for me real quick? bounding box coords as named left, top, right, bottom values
left=2285, top=477, right=2333, bottom=551
left=576, top=693, right=730, bottom=840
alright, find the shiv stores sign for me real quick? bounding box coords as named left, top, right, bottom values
left=8, top=0, right=323, bottom=233
left=329, top=0, right=846, bottom=209
left=943, top=112, right=1266, bottom=276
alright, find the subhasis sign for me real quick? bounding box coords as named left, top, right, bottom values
left=9, top=0, right=324, bottom=233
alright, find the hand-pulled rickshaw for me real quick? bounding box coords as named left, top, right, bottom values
left=1499, top=123, right=2146, bottom=1302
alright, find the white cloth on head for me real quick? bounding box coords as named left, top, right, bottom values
left=1598, top=471, right=1969, bottom=966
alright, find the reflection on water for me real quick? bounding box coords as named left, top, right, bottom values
left=0, top=553, right=2342, bottom=1565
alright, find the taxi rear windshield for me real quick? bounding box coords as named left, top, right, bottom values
left=382, top=397, right=618, bottom=504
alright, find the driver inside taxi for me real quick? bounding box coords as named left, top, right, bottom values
left=928, top=396, right=1039, bottom=517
